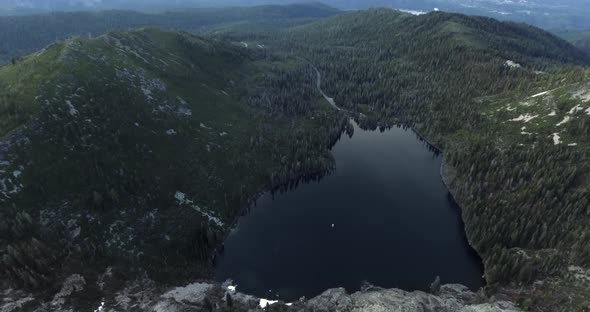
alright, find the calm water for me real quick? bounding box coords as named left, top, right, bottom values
left=214, top=122, right=484, bottom=301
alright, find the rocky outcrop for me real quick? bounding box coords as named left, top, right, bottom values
left=304, top=285, right=519, bottom=312
left=1, top=276, right=521, bottom=312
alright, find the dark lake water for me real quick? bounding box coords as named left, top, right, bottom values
left=214, top=121, right=484, bottom=301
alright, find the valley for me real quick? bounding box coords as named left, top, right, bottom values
left=0, top=3, right=589, bottom=312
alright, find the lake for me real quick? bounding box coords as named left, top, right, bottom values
left=214, top=121, right=484, bottom=301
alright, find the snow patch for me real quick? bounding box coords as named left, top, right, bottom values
left=259, top=298, right=279, bottom=308
left=552, top=133, right=562, bottom=145
left=568, top=143, right=578, bottom=147
left=510, top=114, right=538, bottom=123
left=93, top=301, right=105, bottom=312
left=547, top=111, right=556, bottom=116
left=166, top=129, right=177, bottom=135
left=505, top=60, right=521, bottom=68
left=530, top=91, right=550, bottom=98
left=573, top=89, right=590, bottom=102
left=568, top=104, right=583, bottom=114
left=556, top=116, right=571, bottom=126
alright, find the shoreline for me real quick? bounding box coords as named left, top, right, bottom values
left=210, top=124, right=488, bottom=293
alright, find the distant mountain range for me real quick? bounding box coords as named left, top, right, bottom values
left=1, top=0, right=588, bottom=24
left=1, top=0, right=589, bottom=30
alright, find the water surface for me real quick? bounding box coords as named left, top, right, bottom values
left=214, top=122, right=484, bottom=300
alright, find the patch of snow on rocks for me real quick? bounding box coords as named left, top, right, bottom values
left=547, top=111, right=557, bottom=116
left=530, top=90, right=550, bottom=98
left=568, top=104, right=583, bottom=114
left=510, top=114, right=538, bottom=123
left=505, top=105, right=517, bottom=111
left=556, top=116, right=571, bottom=126
left=505, top=60, right=521, bottom=68
left=573, top=89, right=590, bottom=102
left=552, top=133, right=562, bottom=145
left=93, top=301, right=105, bottom=312
left=259, top=298, right=279, bottom=308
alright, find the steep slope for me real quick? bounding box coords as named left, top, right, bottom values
left=2, top=7, right=590, bottom=311
left=555, top=29, right=590, bottom=57
left=0, top=28, right=348, bottom=293
left=271, top=9, right=589, bottom=141
left=215, top=8, right=590, bottom=310
left=0, top=3, right=340, bottom=64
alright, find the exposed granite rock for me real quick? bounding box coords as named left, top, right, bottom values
left=1, top=276, right=521, bottom=312
left=304, top=285, right=519, bottom=312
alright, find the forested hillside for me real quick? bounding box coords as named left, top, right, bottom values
left=1, top=6, right=590, bottom=312
left=0, top=27, right=349, bottom=294
left=0, top=3, right=339, bottom=64
left=214, top=9, right=590, bottom=310
left=556, top=29, right=590, bottom=57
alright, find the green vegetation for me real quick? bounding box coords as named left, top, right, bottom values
left=0, top=3, right=340, bottom=64
left=555, top=29, right=590, bottom=56
left=0, top=28, right=348, bottom=289
left=2, top=6, right=590, bottom=311
left=213, top=8, right=590, bottom=310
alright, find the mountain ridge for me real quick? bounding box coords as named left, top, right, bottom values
left=0, top=3, right=340, bottom=64
left=1, top=6, right=590, bottom=311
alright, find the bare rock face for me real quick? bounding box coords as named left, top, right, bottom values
left=304, top=285, right=519, bottom=312
left=1, top=277, right=521, bottom=312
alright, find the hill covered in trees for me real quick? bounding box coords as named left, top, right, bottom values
left=556, top=29, right=590, bottom=57
left=0, top=2, right=339, bottom=64
left=215, top=8, right=590, bottom=310
left=0, top=27, right=349, bottom=298
left=1, top=6, right=590, bottom=312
